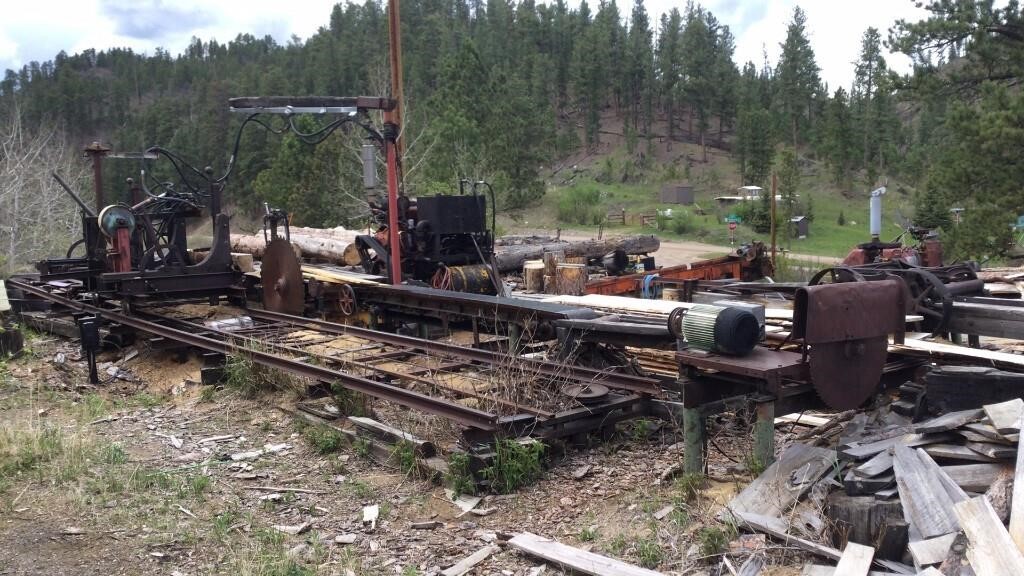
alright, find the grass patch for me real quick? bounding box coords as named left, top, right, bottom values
left=607, top=533, right=628, bottom=555
left=76, top=393, right=109, bottom=423
left=301, top=425, right=344, bottom=455
left=579, top=525, right=598, bottom=542
left=199, top=386, right=217, bottom=403
left=634, top=537, right=664, bottom=569
left=481, top=438, right=545, bottom=494
left=673, top=473, right=705, bottom=503
left=697, top=524, right=737, bottom=557
left=557, top=184, right=606, bottom=225
left=225, top=346, right=302, bottom=398
left=0, top=421, right=94, bottom=485
left=330, top=383, right=368, bottom=417
left=444, top=451, right=476, bottom=498
left=392, top=440, right=417, bottom=477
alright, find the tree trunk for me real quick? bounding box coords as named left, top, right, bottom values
left=230, top=233, right=348, bottom=261
left=494, top=235, right=660, bottom=273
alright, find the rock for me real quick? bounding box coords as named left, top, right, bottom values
left=334, top=534, right=358, bottom=545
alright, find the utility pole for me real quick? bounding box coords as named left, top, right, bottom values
left=385, top=0, right=404, bottom=285
left=770, top=173, right=777, bottom=270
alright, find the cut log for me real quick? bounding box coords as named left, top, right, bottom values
left=555, top=263, right=587, bottom=296
left=523, top=260, right=544, bottom=292
left=230, top=233, right=355, bottom=263
left=494, top=235, right=660, bottom=273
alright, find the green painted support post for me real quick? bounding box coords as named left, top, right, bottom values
left=683, top=406, right=704, bottom=475
left=753, top=401, right=775, bottom=470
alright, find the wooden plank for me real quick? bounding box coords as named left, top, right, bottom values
left=892, top=445, right=959, bottom=539
left=348, top=416, right=436, bottom=456
left=892, top=338, right=1024, bottom=368
left=984, top=398, right=1024, bottom=434
left=943, top=463, right=1014, bottom=492
left=923, top=444, right=999, bottom=462
left=914, top=448, right=968, bottom=503
left=800, top=567, right=901, bottom=576
left=776, top=413, right=832, bottom=427
left=834, top=542, right=874, bottom=576
left=1010, top=413, right=1024, bottom=554
left=953, top=495, right=1024, bottom=576
left=725, top=443, right=836, bottom=519
left=907, top=533, right=957, bottom=568
left=965, top=440, right=1017, bottom=460
left=842, top=433, right=955, bottom=461
left=441, top=545, right=499, bottom=576
left=508, top=532, right=664, bottom=576
left=959, top=429, right=1012, bottom=444
left=964, top=421, right=1017, bottom=443
left=735, top=511, right=840, bottom=561
left=914, top=568, right=944, bottom=576
left=914, top=408, right=984, bottom=434
left=854, top=450, right=894, bottom=478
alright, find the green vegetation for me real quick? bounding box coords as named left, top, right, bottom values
left=481, top=438, right=545, bottom=494
left=392, top=440, right=418, bottom=477
left=301, top=425, right=344, bottom=455
left=444, top=451, right=476, bottom=498
left=557, top=185, right=606, bottom=225
left=698, top=524, right=738, bottom=557
left=578, top=525, right=598, bottom=542
left=674, top=473, right=705, bottom=503
left=634, top=537, right=664, bottom=569
left=225, top=348, right=300, bottom=398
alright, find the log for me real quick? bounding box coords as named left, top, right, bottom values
left=230, top=233, right=353, bottom=263
left=495, top=235, right=660, bottom=272
left=524, top=260, right=545, bottom=292
left=543, top=250, right=564, bottom=277
left=555, top=263, right=587, bottom=296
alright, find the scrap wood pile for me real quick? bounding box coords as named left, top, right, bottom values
left=724, top=399, right=1024, bottom=575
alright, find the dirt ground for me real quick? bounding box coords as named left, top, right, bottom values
left=0, top=331, right=813, bottom=575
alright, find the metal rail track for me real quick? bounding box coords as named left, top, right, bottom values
left=8, top=279, right=499, bottom=430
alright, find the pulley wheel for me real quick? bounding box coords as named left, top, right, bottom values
left=97, top=204, right=136, bottom=238
left=338, top=284, right=357, bottom=316
left=261, top=238, right=304, bottom=315
left=561, top=383, right=610, bottom=405
left=808, top=336, right=888, bottom=410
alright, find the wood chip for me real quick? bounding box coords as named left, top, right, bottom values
left=411, top=520, right=443, bottom=530
left=334, top=533, right=357, bottom=545
left=272, top=522, right=310, bottom=536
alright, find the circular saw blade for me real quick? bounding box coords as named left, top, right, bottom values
left=261, top=239, right=304, bottom=315
left=809, top=336, right=888, bottom=410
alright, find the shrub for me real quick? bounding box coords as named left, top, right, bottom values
left=557, top=185, right=605, bottom=225
left=481, top=438, right=545, bottom=493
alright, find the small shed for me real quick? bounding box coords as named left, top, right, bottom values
left=790, top=216, right=809, bottom=239
left=660, top=183, right=694, bottom=205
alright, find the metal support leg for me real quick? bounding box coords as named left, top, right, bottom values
left=471, top=317, right=480, bottom=348
left=508, top=323, right=521, bottom=354
left=683, top=406, right=705, bottom=475
left=754, top=401, right=776, bottom=469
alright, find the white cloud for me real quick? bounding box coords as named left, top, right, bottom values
left=1, top=0, right=930, bottom=90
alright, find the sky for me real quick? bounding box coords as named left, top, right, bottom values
left=0, top=0, right=930, bottom=91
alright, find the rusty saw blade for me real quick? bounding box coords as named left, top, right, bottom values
left=809, top=336, right=889, bottom=410
left=261, top=239, right=304, bottom=315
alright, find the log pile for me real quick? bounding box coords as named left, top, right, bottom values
left=494, top=235, right=659, bottom=273
left=230, top=227, right=362, bottom=263
left=726, top=399, right=1024, bottom=575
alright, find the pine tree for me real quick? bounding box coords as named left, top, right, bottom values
left=774, top=6, right=820, bottom=146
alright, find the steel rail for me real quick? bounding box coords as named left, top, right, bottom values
left=9, top=280, right=498, bottom=430
left=245, top=308, right=664, bottom=396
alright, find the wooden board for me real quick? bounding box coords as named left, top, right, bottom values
left=508, top=532, right=663, bottom=576
left=943, top=463, right=1015, bottom=492
left=915, top=448, right=968, bottom=504
left=964, top=422, right=1017, bottom=442
left=842, top=433, right=955, bottom=461
left=984, top=398, right=1024, bottom=434
left=853, top=450, right=894, bottom=478
left=923, top=444, right=999, bottom=463
left=907, top=533, right=957, bottom=568
left=965, top=440, right=1017, bottom=460
left=725, top=443, right=836, bottom=519
left=800, top=566, right=902, bottom=576
left=891, top=338, right=1024, bottom=368
left=776, top=413, right=832, bottom=427
left=953, top=496, right=1024, bottom=576
left=735, top=511, right=840, bottom=561
left=892, top=445, right=959, bottom=539
left=833, top=542, right=874, bottom=576
left=914, top=408, right=984, bottom=434
left=440, top=545, right=499, bottom=576
left=1010, top=420, right=1024, bottom=554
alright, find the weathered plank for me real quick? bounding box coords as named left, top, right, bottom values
left=923, top=444, right=999, bottom=463
left=984, top=398, right=1024, bottom=434
left=799, top=567, right=901, bottom=576
left=914, top=448, right=969, bottom=504
left=348, top=416, right=436, bottom=456
left=844, top=469, right=895, bottom=496
left=1010, top=413, right=1024, bottom=554
left=965, top=440, right=1017, bottom=460
left=854, top=450, right=894, bottom=479
left=736, top=555, right=764, bottom=576
left=726, top=443, right=836, bottom=519
left=953, top=495, right=1024, bottom=576
left=508, top=532, right=663, bottom=576
left=914, top=568, right=944, bottom=576
left=942, top=463, right=1014, bottom=492
left=963, top=421, right=1012, bottom=442
left=842, top=433, right=955, bottom=461
left=893, top=445, right=959, bottom=539
left=834, top=542, right=874, bottom=576
left=735, top=511, right=840, bottom=561
left=907, top=533, right=957, bottom=568
left=441, top=545, right=499, bottom=576
left=914, top=409, right=984, bottom=434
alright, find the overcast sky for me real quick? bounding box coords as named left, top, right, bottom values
left=0, top=0, right=929, bottom=91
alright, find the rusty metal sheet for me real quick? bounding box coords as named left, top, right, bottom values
left=793, top=279, right=906, bottom=344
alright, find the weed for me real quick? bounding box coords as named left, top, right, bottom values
left=697, top=524, right=736, bottom=557
left=674, top=473, right=705, bottom=503
left=608, top=533, right=628, bottom=555
left=634, top=537, right=664, bottom=569
left=76, top=393, right=109, bottom=423
left=302, top=425, right=343, bottom=455
left=134, top=392, right=161, bottom=408
left=213, top=508, right=239, bottom=539
left=557, top=185, right=605, bottom=225
left=225, top=345, right=301, bottom=397
left=630, top=419, right=652, bottom=442
left=481, top=438, right=545, bottom=494
left=100, top=443, right=128, bottom=465
left=331, top=382, right=368, bottom=416
left=199, top=386, right=217, bottom=403
left=130, top=467, right=174, bottom=491
left=444, top=451, right=476, bottom=498
left=353, top=438, right=371, bottom=459
left=668, top=507, right=689, bottom=526
left=743, top=451, right=767, bottom=476
left=0, top=421, right=92, bottom=484
left=348, top=479, right=375, bottom=500
left=401, top=566, right=420, bottom=576
left=187, top=474, right=211, bottom=498
left=392, top=440, right=418, bottom=477
left=579, top=525, right=598, bottom=542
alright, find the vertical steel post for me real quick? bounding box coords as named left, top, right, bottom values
left=84, top=142, right=111, bottom=211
